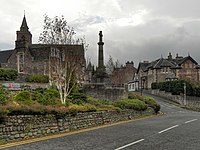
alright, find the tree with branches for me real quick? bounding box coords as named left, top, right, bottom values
left=106, top=55, right=116, bottom=75
left=106, top=56, right=122, bottom=75
left=39, top=14, right=87, bottom=104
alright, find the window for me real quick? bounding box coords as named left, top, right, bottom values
left=185, top=63, right=188, bottom=68
left=128, top=84, right=131, bottom=90
left=62, top=51, right=65, bottom=61
left=51, top=47, right=60, bottom=58
left=17, top=52, right=24, bottom=73
left=51, top=47, right=55, bottom=57
left=131, top=83, right=135, bottom=90
left=162, top=67, right=168, bottom=73
left=44, top=62, right=47, bottom=75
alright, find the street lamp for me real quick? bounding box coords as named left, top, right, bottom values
left=140, top=77, right=143, bottom=96
left=183, top=83, right=186, bottom=106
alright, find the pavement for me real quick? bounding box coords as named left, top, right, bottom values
left=1, top=94, right=200, bottom=150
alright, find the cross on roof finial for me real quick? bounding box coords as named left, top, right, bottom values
left=24, top=10, right=25, bottom=16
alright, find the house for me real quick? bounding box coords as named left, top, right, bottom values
left=111, top=61, right=137, bottom=86
left=137, top=53, right=200, bottom=89
left=127, top=74, right=139, bottom=92
left=0, top=15, right=86, bottom=82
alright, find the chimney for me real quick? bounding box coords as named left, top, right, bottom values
left=126, top=61, right=134, bottom=68
left=176, top=53, right=179, bottom=58
left=168, top=52, right=172, bottom=60
left=176, top=53, right=183, bottom=59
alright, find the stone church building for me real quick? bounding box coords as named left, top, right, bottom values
left=0, top=15, right=86, bottom=82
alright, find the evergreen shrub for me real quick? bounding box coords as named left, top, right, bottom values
left=26, top=74, right=49, bottom=83
left=0, top=88, right=9, bottom=105
left=113, top=98, right=148, bottom=111
left=0, top=68, right=18, bottom=81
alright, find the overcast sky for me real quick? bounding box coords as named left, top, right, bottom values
left=0, top=0, right=200, bottom=67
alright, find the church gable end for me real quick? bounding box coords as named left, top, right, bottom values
left=0, top=15, right=86, bottom=80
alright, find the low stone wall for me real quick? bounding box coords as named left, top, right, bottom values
left=150, top=89, right=184, bottom=105
left=0, top=81, right=49, bottom=90
left=145, top=89, right=200, bottom=110
left=23, top=83, right=49, bottom=89
left=0, top=108, right=155, bottom=142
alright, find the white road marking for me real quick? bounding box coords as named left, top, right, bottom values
left=158, top=125, right=179, bottom=134
left=115, top=119, right=198, bottom=150
left=185, top=119, right=198, bottom=124
left=115, top=139, right=144, bottom=150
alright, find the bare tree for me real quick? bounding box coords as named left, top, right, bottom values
left=106, top=55, right=115, bottom=75
left=39, top=14, right=86, bottom=104
left=115, top=59, right=122, bottom=68
left=49, top=48, right=80, bottom=104
left=106, top=56, right=122, bottom=74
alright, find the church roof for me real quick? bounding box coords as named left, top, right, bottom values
left=20, top=15, right=29, bottom=32
left=0, top=49, right=14, bottom=64
left=29, top=44, right=84, bottom=61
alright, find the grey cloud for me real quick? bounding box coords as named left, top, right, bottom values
left=0, top=42, right=13, bottom=50
left=1, top=0, right=200, bottom=68
left=116, top=0, right=200, bottom=18
left=71, top=15, right=106, bottom=32
left=94, top=17, right=200, bottom=67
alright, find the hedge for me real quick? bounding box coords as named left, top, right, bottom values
left=25, top=74, right=49, bottom=83
left=0, top=68, right=18, bottom=81
left=113, top=98, right=148, bottom=111
left=151, top=80, right=200, bottom=97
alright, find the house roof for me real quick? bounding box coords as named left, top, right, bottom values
left=176, top=56, right=198, bottom=65
left=153, top=58, right=176, bottom=69
left=0, top=49, right=14, bottom=64
left=137, top=55, right=199, bottom=73
left=137, top=61, right=150, bottom=73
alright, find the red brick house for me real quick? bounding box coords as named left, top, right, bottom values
left=111, top=61, right=137, bottom=86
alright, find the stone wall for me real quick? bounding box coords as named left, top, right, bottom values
left=23, top=82, right=49, bottom=89
left=145, top=89, right=200, bottom=110
left=83, top=84, right=126, bottom=100
left=0, top=82, right=49, bottom=90
left=0, top=108, right=155, bottom=142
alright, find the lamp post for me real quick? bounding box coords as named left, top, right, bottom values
left=140, top=77, right=143, bottom=96
left=183, top=82, right=186, bottom=106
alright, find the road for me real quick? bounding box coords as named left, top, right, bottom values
left=2, top=95, right=200, bottom=150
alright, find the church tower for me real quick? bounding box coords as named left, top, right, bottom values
left=15, top=14, right=32, bottom=73
left=15, top=14, right=32, bottom=50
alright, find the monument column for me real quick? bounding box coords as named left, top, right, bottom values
left=98, top=31, right=104, bottom=68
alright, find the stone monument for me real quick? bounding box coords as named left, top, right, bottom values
left=95, top=31, right=109, bottom=83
